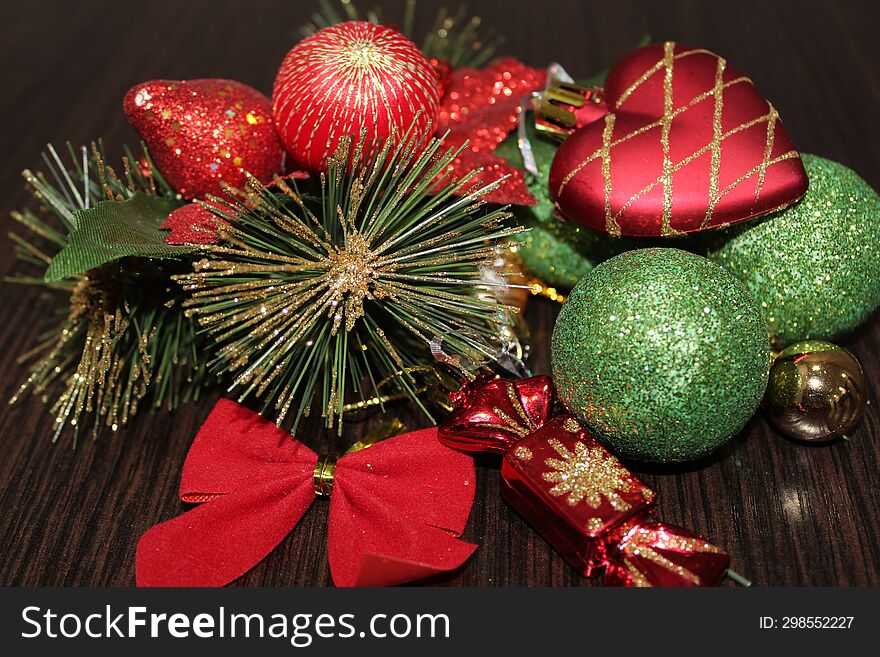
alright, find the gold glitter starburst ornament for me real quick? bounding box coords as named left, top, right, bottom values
left=177, top=127, right=525, bottom=432
left=543, top=437, right=635, bottom=510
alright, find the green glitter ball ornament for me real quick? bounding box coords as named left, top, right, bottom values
left=512, top=214, right=635, bottom=290
left=708, top=154, right=880, bottom=347
left=551, top=248, right=771, bottom=463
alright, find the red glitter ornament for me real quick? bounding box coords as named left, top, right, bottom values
left=549, top=42, right=808, bottom=236
left=273, top=21, right=440, bottom=172
left=435, top=57, right=546, bottom=205
left=124, top=79, right=284, bottom=199
left=162, top=202, right=226, bottom=245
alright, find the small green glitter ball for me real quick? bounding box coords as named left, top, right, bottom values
left=514, top=219, right=635, bottom=289
left=513, top=214, right=595, bottom=289
left=510, top=152, right=631, bottom=289
left=499, top=122, right=638, bottom=289
left=708, top=154, right=880, bottom=347
left=551, top=248, right=771, bottom=463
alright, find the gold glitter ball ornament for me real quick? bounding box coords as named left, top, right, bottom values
left=273, top=21, right=440, bottom=172
left=765, top=340, right=867, bottom=443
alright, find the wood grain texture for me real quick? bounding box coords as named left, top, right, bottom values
left=0, top=0, right=878, bottom=587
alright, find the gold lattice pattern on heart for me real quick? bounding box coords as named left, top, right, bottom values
left=556, top=42, right=799, bottom=236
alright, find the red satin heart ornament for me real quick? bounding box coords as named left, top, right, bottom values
left=549, top=42, right=808, bottom=236
left=136, top=400, right=477, bottom=587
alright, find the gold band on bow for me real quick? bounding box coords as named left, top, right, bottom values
left=313, top=454, right=337, bottom=496
left=312, top=419, right=408, bottom=496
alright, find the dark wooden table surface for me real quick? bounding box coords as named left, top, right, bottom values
left=1, top=0, right=878, bottom=587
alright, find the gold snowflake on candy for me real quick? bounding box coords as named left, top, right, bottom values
left=542, top=438, right=633, bottom=510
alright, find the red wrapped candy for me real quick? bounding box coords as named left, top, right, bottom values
left=602, top=519, right=730, bottom=587
left=439, top=376, right=731, bottom=586
left=549, top=42, right=808, bottom=236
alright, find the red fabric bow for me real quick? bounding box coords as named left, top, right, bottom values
left=439, top=376, right=731, bottom=587
left=137, top=399, right=477, bottom=587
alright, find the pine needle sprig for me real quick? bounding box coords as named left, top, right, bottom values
left=418, top=3, right=501, bottom=68
left=177, top=128, right=525, bottom=433
left=7, top=143, right=211, bottom=443
left=302, top=0, right=502, bottom=68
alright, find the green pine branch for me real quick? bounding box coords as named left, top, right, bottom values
left=302, top=0, right=503, bottom=68
left=7, top=142, right=213, bottom=443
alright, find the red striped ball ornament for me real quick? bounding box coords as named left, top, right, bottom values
left=272, top=21, right=440, bottom=172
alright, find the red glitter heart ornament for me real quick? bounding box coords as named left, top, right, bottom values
left=549, top=42, right=808, bottom=236
left=124, top=79, right=284, bottom=200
